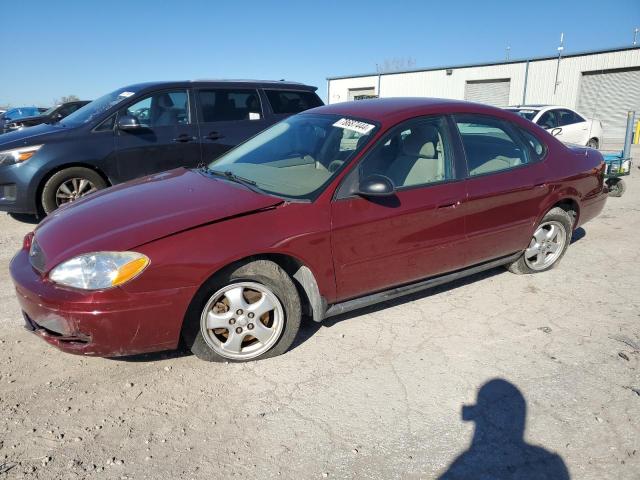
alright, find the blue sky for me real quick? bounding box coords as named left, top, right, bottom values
left=1, top=0, right=638, bottom=106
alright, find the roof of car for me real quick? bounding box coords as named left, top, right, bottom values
left=124, top=80, right=318, bottom=91
left=306, top=97, right=504, bottom=125
left=507, top=105, right=571, bottom=110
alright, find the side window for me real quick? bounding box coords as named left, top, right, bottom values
left=454, top=115, right=530, bottom=176
left=537, top=110, right=557, bottom=129
left=265, top=90, right=323, bottom=114
left=357, top=116, right=453, bottom=188
left=198, top=89, right=262, bottom=122
left=124, top=90, right=189, bottom=127
left=94, top=114, right=116, bottom=132
left=557, top=109, right=580, bottom=126
left=517, top=127, right=546, bottom=161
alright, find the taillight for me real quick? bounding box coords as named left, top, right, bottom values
left=23, top=232, right=34, bottom=251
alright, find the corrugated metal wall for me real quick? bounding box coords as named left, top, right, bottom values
left=327, top=49, right=640, bottom=146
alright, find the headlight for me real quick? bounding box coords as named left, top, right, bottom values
left=49, top=251, right=149, bottom=290
left=0, top=144, right=43, bottom=166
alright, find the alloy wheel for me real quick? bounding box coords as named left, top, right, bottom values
left=199, top=281, right=284, bottom=360
left=524, top=221, right=567, bottom=271
left=55, top=177, right=98, bottom=207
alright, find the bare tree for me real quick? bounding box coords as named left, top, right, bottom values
left=53, top=95, right=80, bottom=105
left=375, top=57, right=417, bottom=73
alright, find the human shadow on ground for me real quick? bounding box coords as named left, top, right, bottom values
left=438, top=378, right=570, bottom=480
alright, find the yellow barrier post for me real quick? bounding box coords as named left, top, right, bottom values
left=635, top=120, right=640, bottom=144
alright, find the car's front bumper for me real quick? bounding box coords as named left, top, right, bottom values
left=10, top=248, right=195, bottom=357
left=0, top=163, right=39, bottom=214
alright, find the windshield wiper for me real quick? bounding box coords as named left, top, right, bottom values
left=202, top=167, right=258, bottom=188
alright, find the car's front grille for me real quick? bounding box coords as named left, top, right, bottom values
left=29, top=238, right=46, bottom=272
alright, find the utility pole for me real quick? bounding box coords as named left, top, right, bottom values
left=506, top=45, right=511, bottom=61
left=554, top=33, right=564, bottom=95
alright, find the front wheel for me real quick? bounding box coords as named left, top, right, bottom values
left=587, top=138, right=599, bottom=149
left=507, top=207, right=573, bottom=274
left=41, top=167, right=107, bottom=214
left=183, top=260, right=301, bottom=362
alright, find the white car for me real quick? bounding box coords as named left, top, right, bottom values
left=505, top=105, right=603, bottom=149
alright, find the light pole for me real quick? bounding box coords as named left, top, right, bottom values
left=634, top=28, right=639, bottom=45
left=554, top=33, right=564, bottom=95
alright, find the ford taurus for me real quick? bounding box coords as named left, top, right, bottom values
left=10, top=98, right=607, bottom=362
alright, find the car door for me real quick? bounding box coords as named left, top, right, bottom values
left=196, top=88, right=271, bottom=163
left=331, top=115, right=468, bottom=301
left=454, top=114, right=551, bottom=265
left=114, top=89, right=201, bottom=181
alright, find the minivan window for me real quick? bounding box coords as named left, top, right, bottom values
left=199, top=89, right=262, bottom=122
left=265, top=90, right=323, bottom=114
left=455, top=115, right=530, bottom=176
left=62, top=86, right=145, bottom=127
left=125, top=90, right=189, bottom=126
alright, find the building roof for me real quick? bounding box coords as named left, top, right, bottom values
left=327, top=45, right=640, bottom=81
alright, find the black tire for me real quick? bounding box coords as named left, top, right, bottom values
left=183, top=260, right=301, bottom=362
left=41, top=167, right=107, bottom=214
left=587, top=138, right=599, bottom=149
left=606, top=178, right=626, bottom=198
left=507, top=207, right=573, bottom=275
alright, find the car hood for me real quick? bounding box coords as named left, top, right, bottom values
left=34, top=168, right=284, bottom=271
left=0, top=122, right=69, bottom=147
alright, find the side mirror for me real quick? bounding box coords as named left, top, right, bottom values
left=356, top=174, right=395, bottom=197
left=117, top=115, right=141, bottom=131
left=550, top=127, right=562, bottom=137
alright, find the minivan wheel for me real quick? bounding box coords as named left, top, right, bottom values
left=184, top=260, right=301, bottom=362
left=507, top=207, right=573, bottom=274
left=41, top=167, right=107, bottom=214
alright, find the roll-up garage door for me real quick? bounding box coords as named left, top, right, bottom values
left=464, top=79, right=511, bottom=107
left=576, top=67, right=640, bottom=145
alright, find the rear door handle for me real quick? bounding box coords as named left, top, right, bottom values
left=173, top=134, right=196, bottom=143
left=437, top=200, right=462, bottom=209
left=205, top=131, right=224, bottom=141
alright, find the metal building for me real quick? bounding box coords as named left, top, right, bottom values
left=327, top=46, right=640, bottom=147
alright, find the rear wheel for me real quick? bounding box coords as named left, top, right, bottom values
left=41, top=167, right=107, bottom=214
left=587, top=138, right=599, bottom=149
left=183, top=260, right=301, bottom=362
left=507, top=207, right=573, bottom=274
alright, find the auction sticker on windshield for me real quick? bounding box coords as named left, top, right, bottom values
left=333, top=118, right=375, bottom=135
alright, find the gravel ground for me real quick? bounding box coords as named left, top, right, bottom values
left=0, top=159, right=638, bottom=479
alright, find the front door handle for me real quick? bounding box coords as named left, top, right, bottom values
left=173, top=134, right=197, bottom=143
left=205, top=131, right=225, bottom=141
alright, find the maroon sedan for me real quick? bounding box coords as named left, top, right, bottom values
left=10, top=98, right=607, bottom=362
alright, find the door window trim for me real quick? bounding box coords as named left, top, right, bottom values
left=333, top=114, right=462, bottom=201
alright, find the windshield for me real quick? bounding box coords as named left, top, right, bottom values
left=61, top=87, right=143, bottom=127
left=42, top=105, right=59, bottom=116
left=208, top=113, right=378, bottom=200
left=506, top=108, right=539, bottom=121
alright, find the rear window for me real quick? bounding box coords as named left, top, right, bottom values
left=199, top=89, right=262, bottom=122
left=265, top=90, right=323, bottom=114
left=505, top=108, right=539, bottom=121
